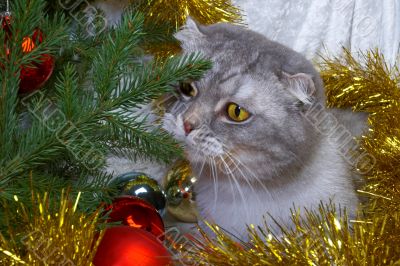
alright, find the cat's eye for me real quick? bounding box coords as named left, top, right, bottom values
left=179, top=82, right=197, bottom=98
left=226, top=103, right=251, bottom=122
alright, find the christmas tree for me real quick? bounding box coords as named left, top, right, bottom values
left=0, top=0, right=214, bottom=264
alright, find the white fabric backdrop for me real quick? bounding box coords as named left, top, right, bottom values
left=233, top=0, right=400, bottom=66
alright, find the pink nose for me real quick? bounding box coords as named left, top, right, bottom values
left=183, top=121, right=193, bottom=135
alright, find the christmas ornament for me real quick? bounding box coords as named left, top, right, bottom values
left=1, top=13, right=55, bottom=94
left=173, top=49, right=400, bottom=264
left=164, top=160, right=198, bottom=223
left=116, top=171, right=166, bottom=212
left=93, top=226, right=172, bottom=266
left=19, top=29, right=55, bottom=94
left=106, top=196, right=165, bottom=239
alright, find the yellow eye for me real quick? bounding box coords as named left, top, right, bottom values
left=226, top=103, right=251, bottom=122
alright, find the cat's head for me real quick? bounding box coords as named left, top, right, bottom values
left=164, top=18, right=323, bottom=179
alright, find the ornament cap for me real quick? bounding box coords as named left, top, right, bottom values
left=115, top=171, right=166, bottom=212
left=1, top=0, right=11, bottom=17
left=0, top=11, right=11, bottom=17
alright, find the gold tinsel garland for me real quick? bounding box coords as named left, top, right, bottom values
left=175, top=50, right=400, bottom=265
left=138, top=0, right=242, bottom=29
left=0, top=191, right=104, bottom=265
left=135, top=0, right=242, bottom=57
left=321, top=49, right=400, bottom=217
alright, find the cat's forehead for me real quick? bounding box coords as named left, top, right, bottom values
left=176, top=22, right=280, bottom=87
left=176, top=19, right=293, bottom=113
left=201, top=71, right=275, bottom=95
left=196, top=71, right=285, bottom=116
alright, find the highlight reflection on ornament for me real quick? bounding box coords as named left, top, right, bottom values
left=165, top=160, right=197, bottom=206
left=164, top=160, right=199, bottom=223
left=22, top=36, right=35, bottom=52
left=115, top=171, right=166, bottom=212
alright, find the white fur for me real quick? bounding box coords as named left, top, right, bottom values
left=284, top=72, right=316, bottom=105
left=163, top=106, right=358, bottom=239
left=194, top=135, right=358, bottom=239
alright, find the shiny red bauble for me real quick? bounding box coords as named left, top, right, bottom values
left=93, top=226, right=172, bottom=266
left=106, top=196, right=165, bottom=239
left=19, top=50, right=55, bottom=94
left=1, top=15, right=55, bottom=94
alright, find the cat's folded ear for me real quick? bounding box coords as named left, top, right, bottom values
left=174, top=16, right=206, bottom=50
left=282, top=72, right=316, bottom=107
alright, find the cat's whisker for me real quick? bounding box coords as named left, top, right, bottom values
left=196, top=157, right=206, bottom=179
left=218, top=154, right=251, bottom=221
left=224, top=151, right=257, bottom=180
left=216, top=155, right=238, bottom=216
left=222, top=151, right=265, bottom=203
left=209, top=156, right=220, bottom=213
left=192, top=148, right=204, bottom=169
left=223, top=152, right=260, bottom=196
left=225, top=151, right=272, bottom=198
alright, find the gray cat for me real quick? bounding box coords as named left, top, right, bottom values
left=163, top=18, right=365, bottom=239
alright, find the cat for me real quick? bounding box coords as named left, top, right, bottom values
left=162, top=18, right=366, bottom=239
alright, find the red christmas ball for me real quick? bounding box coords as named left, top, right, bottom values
left=106, top=196, right=165, bottom=239
left=93, top=226, right=172, bottom=266
left=1, top=15, right=55, bottom=94
left=19, top=50, right=55, bottom=94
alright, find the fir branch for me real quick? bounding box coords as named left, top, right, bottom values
left=0, top=72, right=19, bottom=166
left=55, top=63, right=82, bottom=120
left=92, top=12, right=145, bottom=99
left=70, top=170, right=118, bottom=212
left=102, top=115, right=183, bottom=163
left=1, top=9, right=211, bottom=183
left=109, top=52, right=211, bottom=110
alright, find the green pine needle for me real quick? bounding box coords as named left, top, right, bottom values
left=0, top=0, right=212, bottom=240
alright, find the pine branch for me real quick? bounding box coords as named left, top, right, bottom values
left=102, top=115, right=183, bottom=163
left=92, top=12, right=145, bottom=99
left=71, top=170, right=118, bottom=212
left=0, top=0, right=68, bottom=181
left=1, top=8, right=211, bottom=184
left=55, top=63, right=83, bottom=120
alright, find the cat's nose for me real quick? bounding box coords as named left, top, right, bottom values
left=183, top=121, right=193, bottom=135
